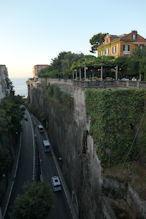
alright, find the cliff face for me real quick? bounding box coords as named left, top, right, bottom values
left=29, top=82, right=103, bottom=219
left=0, top=65, right=9, bottom=101
left=28, top=79, right=146, bottom=219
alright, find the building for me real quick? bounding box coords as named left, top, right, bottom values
left=32, top=64, right=48, bottom=78
left=97, top=30, right=146, bottom=57
left=0, top=65, right=9, bottom=100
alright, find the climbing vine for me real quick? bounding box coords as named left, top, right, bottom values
left=42, top=83, right=73, bottom=111
left=85, top=88, right=145, bottom=167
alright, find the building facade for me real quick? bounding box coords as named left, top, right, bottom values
left=0, top=65, right=9, bottom=101
left=97, top=30, right=146, bottom=57
left=32, top=65, right=48, bottom=78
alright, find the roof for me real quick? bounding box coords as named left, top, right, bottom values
left=97, top=30, right=146, bottom=49
left=111, top=31, right=146, bottom=43
left=43, top=140, right=51, bottom=146
left=34, top=64, right=48, bottom=66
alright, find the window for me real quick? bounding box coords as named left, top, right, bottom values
left=123, top=45, right=130, bottom=51
left=123, top=44, right=130, bottom=54
left=133, top=34, right=137, bottom=40
left=105, top=48, right=109, bottom=56
left=100, top=50, right=103, bottom=56
left=112, top=46, right=116, bottom=54
left=106, top=38, right=108, bottom=44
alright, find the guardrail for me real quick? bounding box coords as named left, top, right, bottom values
left=73, top=80, right=146, bottom=89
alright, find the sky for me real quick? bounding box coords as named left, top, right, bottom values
left=0, top=0, right=146, bottom=79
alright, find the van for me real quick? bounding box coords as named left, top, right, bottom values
left=51, top=176, right=62, bottom=192
left=43, top=140, right=51, bottom=152
left=38, top=125, right=44, bottom=133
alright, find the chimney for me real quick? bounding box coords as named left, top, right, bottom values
left=131, top=30, right=137, bottom=34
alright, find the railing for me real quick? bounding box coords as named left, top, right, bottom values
left=31, top=78, right=146, bottom=90
left=73, top=80, right=146, bottom=89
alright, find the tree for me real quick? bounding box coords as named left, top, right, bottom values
left=132, top=47, right=146, bottom=80
left=139, top=57, right=146, bottom=80
left=0, top=95, right=25, bottom=136
left=0, top=145, right=12, bottom=180
left=115, top=56, right=129, bottom=78
left=127, top=56, right=140, bottom=79
left=38, top=51, right=84, bottom=78
left=89, top=33, right=107, bottom=53
left=133, top=46, right=146, bottom=58
left=12, top=182, right=53, bottom=219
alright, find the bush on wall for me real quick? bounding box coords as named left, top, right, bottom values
left=86, top=88, right=145, bottom=167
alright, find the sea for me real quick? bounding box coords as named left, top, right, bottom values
left=10, top=77, right=29, bottom=97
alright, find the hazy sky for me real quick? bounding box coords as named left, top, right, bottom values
left=0, top=0, right=146, bottom=78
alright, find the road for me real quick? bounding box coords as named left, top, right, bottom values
left=4, top=109, right=34, bottom=219
left=4, top=109, right=72, bottom=219
left=33, top=116, right=73, bottom=219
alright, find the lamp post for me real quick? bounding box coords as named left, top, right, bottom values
left=101, top=65, right=103, bottom=80
left=115, top=65, right=118, bottom=80
left=79, top=68, right=81, bottom=81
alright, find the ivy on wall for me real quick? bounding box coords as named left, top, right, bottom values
left=41, top=83, right=73, bottom=111
left=85, top=88, right=145, bottom=167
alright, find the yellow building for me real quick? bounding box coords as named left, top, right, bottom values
left=33, top=64, right=48, bottom=78
left=97, top=30, right=146, bottom=57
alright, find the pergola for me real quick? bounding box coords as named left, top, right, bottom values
left=72, top=64, right=119, bottom=81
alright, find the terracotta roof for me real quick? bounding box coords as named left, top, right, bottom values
left=34, top=64, right=48, bottom=66
left=110, top=35, right=119, bottom=42
left=121, top=32, right=146, bottom=42
left=97, top=31, right=146, bottom=49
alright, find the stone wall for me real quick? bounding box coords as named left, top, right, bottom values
left=29, top=83, right=104, bottom=219
left=0, top=65, right=9, bottom=101
left=103, top=176, right=146, bottom=218
left=27, top=78, right=146, bottom=218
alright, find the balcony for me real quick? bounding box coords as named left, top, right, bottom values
left=123, top=51, right=130, bottom=55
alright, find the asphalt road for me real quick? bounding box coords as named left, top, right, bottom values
left=5, top=109, right=34, bottom=219
left=33, top=117, right=73, bottom=219
left=5, top=109, right=72, bottom=219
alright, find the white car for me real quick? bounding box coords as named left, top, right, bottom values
left=51, top=176, right=62, bottom=192
left=121, top=78, right=129, bottom=81
left=38, top=124, right=44, bottom=133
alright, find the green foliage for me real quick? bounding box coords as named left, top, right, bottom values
left=38, top=51, right=84, bottom=78
left=5, top=78, right=15, bottom=95
left=0, top=95, right=24, bottom=179
left=137, top=109, right=146, bottom=162
left=12, top=182, right=52, bottom=219
left=0, top=145, right=12, bottom=179
left=0, top=95, right=24, bottom=136
left=89, top=33, right=107, bottom=53
left=128, top=56, right=140, bottom=77
left=71, top=55, right=115, bottom=70
left=133, top=46, right=146, bottom=57
left=86, top=88, right=145, bottom=167
left=42, top=84, right=73, bottom=111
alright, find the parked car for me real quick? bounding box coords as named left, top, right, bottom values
left=51, top=176, right=62, bottom=192
left=105, top=77, right=113, bottom=81
left=43, top=139, right=51, bottom=152
left=38, top=124, right=44, bottom=133
left=121, top=78, right=129, bottom=81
